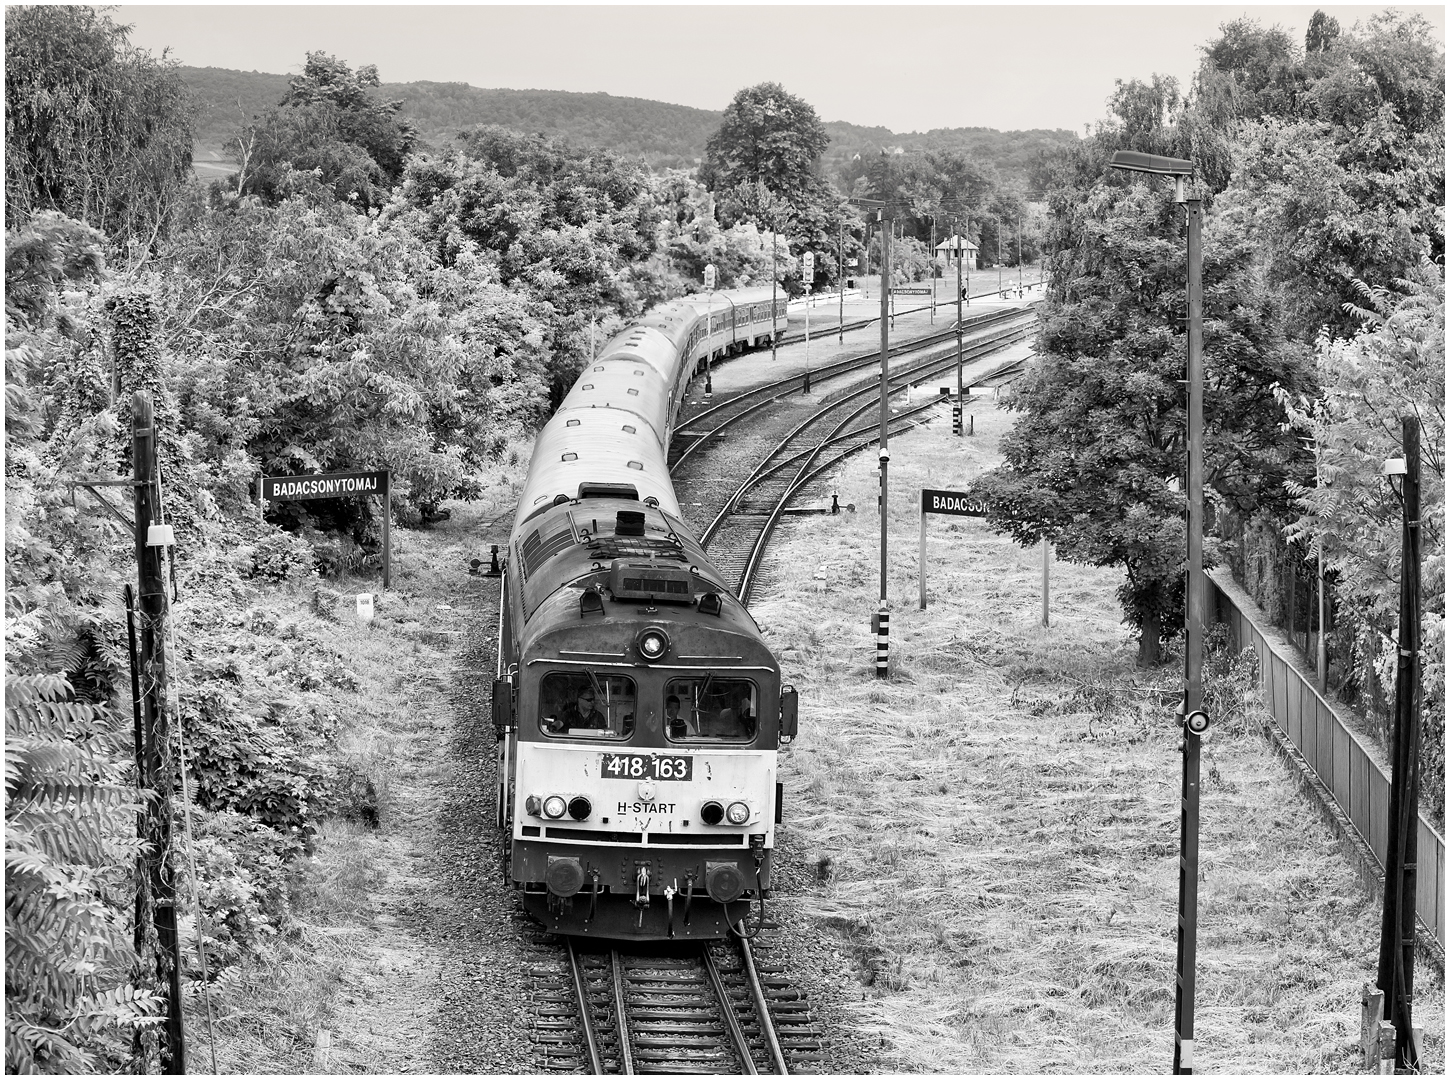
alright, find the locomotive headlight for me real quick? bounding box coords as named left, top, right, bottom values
left=542, top=795, right=568, bottom=819
left=525, top=794, right=542, bottom=817
left=567, top=796, right=593, bottom=821
left=700, top=800, right=725, bottom=826
left=636, top=626, right=669, bottom=662
left=726, top=801, right=751, bottom=825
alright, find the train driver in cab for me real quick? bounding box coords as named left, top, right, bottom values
left=707, top=688, right=756, bottom=739
left=665, top=694, right=688, bottom=740
left=544, top=679, right=607, bottom=733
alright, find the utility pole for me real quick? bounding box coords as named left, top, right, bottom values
left=1377, top=415, right=1422, bottom=1071
left=997, top=219, right=1003, bottom=295
left=928, top=214, right=936, bottom=323
left=770, top=217, right=779, bottom=364
left=838, top=218, right=845, bottom=343
left=802, top=251, right=814, bottom=393
left=131, top=392, right=185, bottom=1073
left=1017, top=218, right=1023, bottom=296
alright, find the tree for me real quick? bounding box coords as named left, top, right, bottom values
left=233, top=53, right=416, bottom=211
left=1276, top=259, right=1445, bottom=818
left=702, top=83, right=828, bottom=207
left=400, top=128, right=662, bottom=400
left=1192, top=11, right=1443, bottom=338
left=5, top=216, right=163, bottom=1073
left=970, top=176, right=1310, bottom=666
left=5, top=5, right=194, bottom=258
left=150, top=186, right=553, bottom=531
left=1306, top=10, right=1341, bottom=54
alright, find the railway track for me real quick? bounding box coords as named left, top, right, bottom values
left=673, top=310, right=1035, bottom=600
left=672, top=305, right=1027, bottom=471
left=773, top=281, right=1043, bottom=346
left=525, top=920, right=824, bottom=1074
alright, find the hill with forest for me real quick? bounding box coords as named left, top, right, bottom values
left=179, top=65, right=1078, bottom=183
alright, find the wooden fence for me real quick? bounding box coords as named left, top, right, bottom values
left=1210, top=572, right=1445, bottom=954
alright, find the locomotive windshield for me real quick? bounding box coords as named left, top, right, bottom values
left=540, top=672, right=636, bottom=738
left=664, top=678, right=757, bottom=742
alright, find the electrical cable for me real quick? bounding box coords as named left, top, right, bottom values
left=154, top=457, right=220, bottom=1075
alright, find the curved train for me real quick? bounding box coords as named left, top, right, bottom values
left=491, top=284, right=798, bottom=939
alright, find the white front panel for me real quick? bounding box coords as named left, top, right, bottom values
left=514, top=742, right=776, bottom=846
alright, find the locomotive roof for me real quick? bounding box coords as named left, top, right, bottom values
left=512, top=496, right=750, bottom=632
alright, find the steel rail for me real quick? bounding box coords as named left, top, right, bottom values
left=567, top=939, right=605, bottom=1075
left=700, top=948, right=760, bottom=1075
left=672, top=307, right=1029, bottom=469
left=737, top=937, right=790, bottom=1075
left=737, top=390, right=967, bottom=604
left=773, top=281, right=1041, bottom=346
left=735, top=352, right=1035, bottom=602
left=700, top=325, right=1030, bottom=548
left=610, top=950, right=635, bottom=1074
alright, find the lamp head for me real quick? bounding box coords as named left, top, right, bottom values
left=1108, top=150, right=1195, bottom=177
left=1108, top=151, right=1196, bottom=203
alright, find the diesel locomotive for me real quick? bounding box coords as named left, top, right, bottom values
left=491, top=285, right=799, bottom=939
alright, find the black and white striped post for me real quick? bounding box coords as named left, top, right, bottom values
left=877, top=206, right=891, bottom=679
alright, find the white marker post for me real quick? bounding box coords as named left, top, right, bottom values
left=356, top=593, right=375, bottom=623
left=1041, top=538, right=1051, bottom=627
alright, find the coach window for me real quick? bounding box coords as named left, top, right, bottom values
left=664, top=677, right=757, bottom=742
left=540, top=672, right=636, bottom=739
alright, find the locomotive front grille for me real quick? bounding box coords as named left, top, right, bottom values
left=536, top=826, right=747, bottom=846
left=543, top=826, right=643, bottom=843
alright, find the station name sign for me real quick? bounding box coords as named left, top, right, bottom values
left=921, top=488, right=988, bottom=518
left=262, top=470, right=388, bottom=502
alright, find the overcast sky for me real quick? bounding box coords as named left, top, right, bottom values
left=117, top=3, right=1445, bottom=133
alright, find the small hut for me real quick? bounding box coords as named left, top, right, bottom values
left=935, top=235, right=979, bottom=270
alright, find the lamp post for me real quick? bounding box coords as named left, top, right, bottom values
left=771, top=219, right=779, bottom=364
left=838, top=218, right=845, bottom=344
left=1108, top=149, right=1202, bottom=1076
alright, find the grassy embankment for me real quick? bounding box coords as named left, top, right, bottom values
left=751, top=398, right=1444, bottom=1074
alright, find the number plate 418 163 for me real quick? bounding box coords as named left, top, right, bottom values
left=601, top=753, right=692, bottom=782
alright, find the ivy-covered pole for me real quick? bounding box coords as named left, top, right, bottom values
left=1377, top=416, right=1421, bottom=1071
left=131, top=391, right=186, bottom=1072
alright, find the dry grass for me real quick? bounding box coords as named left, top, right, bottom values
left=753, top=401, right=1444, bottom=1073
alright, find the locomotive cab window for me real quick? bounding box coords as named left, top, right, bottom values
left=664, top=678, right=757, bottom=742
left=540, top=672, right=636, bottom=739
